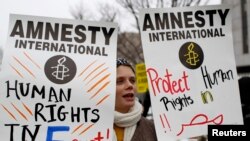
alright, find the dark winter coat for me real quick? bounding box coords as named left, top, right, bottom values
left=131, top=116, right=158, bottom=141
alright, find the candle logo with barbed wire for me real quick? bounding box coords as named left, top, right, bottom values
left=179, top=42, right=204, bottom=70
left=44, top=55, right=77, bottom=84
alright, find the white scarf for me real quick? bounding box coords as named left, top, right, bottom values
left=113, top=100, right=143, bottom=141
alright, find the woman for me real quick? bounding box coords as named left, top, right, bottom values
left=113, top=58, right=158, bottom=141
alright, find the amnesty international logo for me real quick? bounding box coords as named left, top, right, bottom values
left=44, top=55, right=77, bottom=84
left=179, top=42, right=204, bottom=69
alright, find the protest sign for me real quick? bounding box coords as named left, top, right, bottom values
left=139, top=5, right=243, bottom=140
left=0, top=14, right=118, bottom=141
left=136, top=63, right=148, bottom=93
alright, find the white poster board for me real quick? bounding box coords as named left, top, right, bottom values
left=139, top=5, right=243, bottom=140
left=0, top=14, right=118, bottom=141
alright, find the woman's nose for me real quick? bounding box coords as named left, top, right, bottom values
left=126, top=80, right=134, bottom=89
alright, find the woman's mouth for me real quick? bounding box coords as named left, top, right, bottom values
left=122, top=93, right=134, bottom=101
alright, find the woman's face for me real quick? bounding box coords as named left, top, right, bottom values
left=115, top=65, right=136, bottom=113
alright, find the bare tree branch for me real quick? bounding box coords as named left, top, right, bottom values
left=69, top=1, right=94, bottom=20
left=98, top=3, right=118, bottom=22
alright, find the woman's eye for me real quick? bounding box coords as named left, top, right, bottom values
left=130, top=78, right=136, bottom=84
left=116, top=79, right=124, bottom=84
